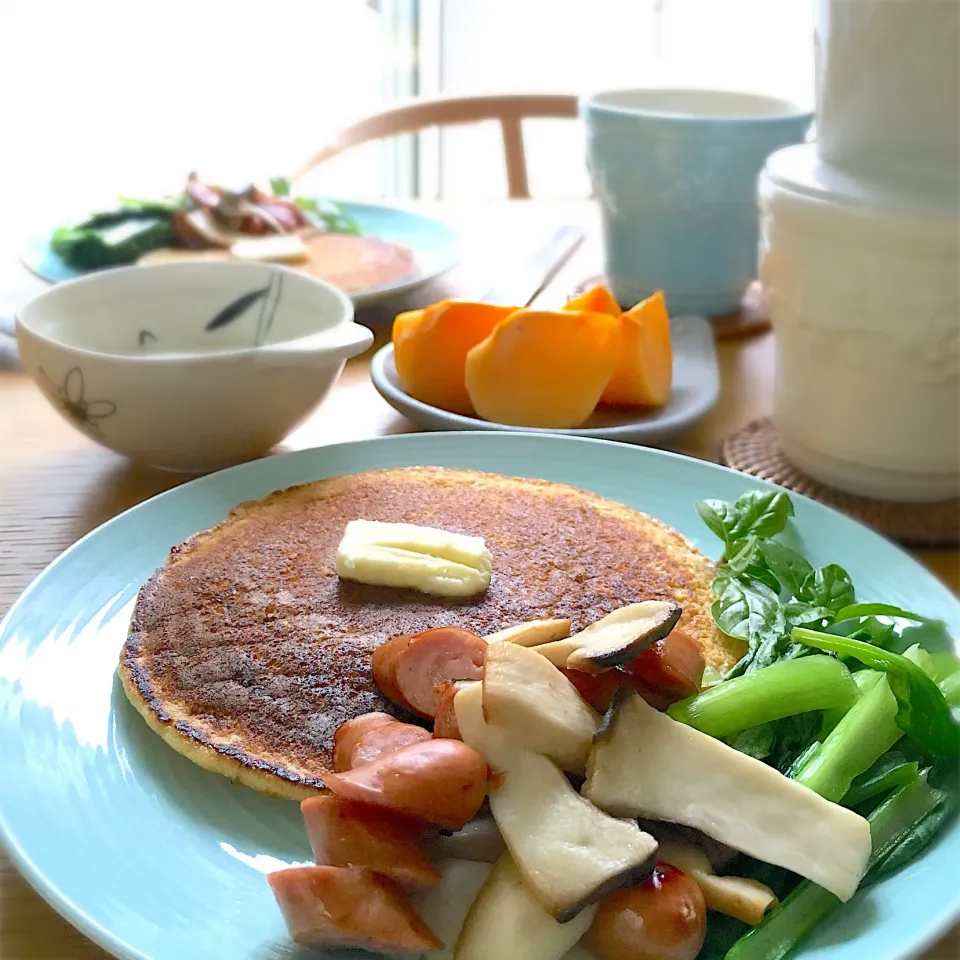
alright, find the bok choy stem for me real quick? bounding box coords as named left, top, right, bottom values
left=666, top=656, right=859, bottom=738
left=791, top=672, right=902, bottom=803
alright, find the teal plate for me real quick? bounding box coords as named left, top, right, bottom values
left=20, top=201, right=460, bottom=306
left=0, top=433, right=957, bottom=960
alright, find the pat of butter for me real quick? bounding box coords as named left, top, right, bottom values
left=336, top=520, right=492, bottom=597
left=230, top=234, right=310, bottom=264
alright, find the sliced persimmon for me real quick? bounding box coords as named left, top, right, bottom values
left=392, top=300, right=515, bottom=415
left=563, top=284, right=622, bottom=317
left=601, top=290, right=673, bottom=407
left=464, top=309, right=619, bottom=429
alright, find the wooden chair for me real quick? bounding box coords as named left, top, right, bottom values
left=293, top=93, right=580, bottom=199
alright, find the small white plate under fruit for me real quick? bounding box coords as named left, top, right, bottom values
left=370, top=315, right=720, bottom=445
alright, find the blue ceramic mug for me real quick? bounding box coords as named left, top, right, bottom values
left=582, top=89, right=813, bottom=316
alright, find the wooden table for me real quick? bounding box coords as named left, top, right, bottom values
left=0, top=202, right=956, bottom=959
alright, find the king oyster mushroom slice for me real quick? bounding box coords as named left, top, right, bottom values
left=584, top=690, right=872, bottom=903
left=483, top=618, right=571, bottom=646
left=648, top=828, right=778, bottom=927
left=454, top=682, right=657, bottom=923
left=531, top=600, right=682, bottom=674
left=181, top=208, right=246, bottom=248
left=454, top=852, right=596, bottom=960
left=481, top=639, right=599, bottom=774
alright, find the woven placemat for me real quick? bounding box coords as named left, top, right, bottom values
left=571, top=277, right=770, bottom=341
left=722, top=418, right=960, bottom=547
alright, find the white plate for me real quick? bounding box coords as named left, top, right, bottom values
left=370, top=315, right=720, bottom=444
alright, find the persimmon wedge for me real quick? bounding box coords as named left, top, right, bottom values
left=564, top=284, right=621, bottom=317
left=601, top=291, right=673, bottom=407
left=393, top=300, right=514, bottom=415
left=465, top=309, right=619, bottom=428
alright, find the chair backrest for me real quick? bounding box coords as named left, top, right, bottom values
left=293, top=93, right=580, bottom=198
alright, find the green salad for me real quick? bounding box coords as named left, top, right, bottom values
left=51, top=173, right=360, bottom=270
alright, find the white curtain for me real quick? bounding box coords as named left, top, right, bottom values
left=434, top=0, right=815, bottom=196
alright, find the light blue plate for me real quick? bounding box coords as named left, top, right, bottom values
left=20, top=201, right=460, bottom=306
left=371, top=315, right=720, bottom=445
left=0, top=433, right=957, bottom=960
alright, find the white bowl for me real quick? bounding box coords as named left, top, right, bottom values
left=16, top=262, right=373, bottom=472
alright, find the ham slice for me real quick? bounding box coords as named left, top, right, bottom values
left=301, top=795, right=439, bottom=887
left=268, top=865, right=442, bottom=955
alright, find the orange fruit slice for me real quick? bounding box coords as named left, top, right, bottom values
left=563, top=284, right=621, bottom=317
left=601, top=291, right=673, bottom=407
left=393, top=300, right=515, bottom=415
left=464, top=309, right=619, bottom=428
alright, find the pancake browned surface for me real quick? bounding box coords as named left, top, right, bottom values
left=120, top=467, right=734, bottom=800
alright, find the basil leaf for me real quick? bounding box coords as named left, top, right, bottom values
left=695, top=498, right=735, bottom=544
left=745, top=558, right=782, bottom=595
left=793, top=627, right=960, bottom=757
left=828, top=615, right=896, bottom=648
left=723, top=537, right=760, bottom=576
left=696, top=491, right=794, bottom=552
left=714, top=576, right=787, bottom=677
left=784, top=602, right=833, bottom=626
left=835, top=602, right=925, bottom=623
left=800, top=564, right=855, bottom=613
left=759, top=540, right=813, bottom=599
left=713, top=576, right=785, bottom=646
left=728, top=491, right=794, bottom=541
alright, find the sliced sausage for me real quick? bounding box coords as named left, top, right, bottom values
left=268, top=865, right=442, bottom=955
left=394, top=627, right=486, bottom=718
left=333, top=713, right=397, bottom=772
left=372, top=633, right=418, bottom=710
left=559, top=667, right=626, bottom=714
left=621, top=628, right=706, bottom=704
left=432, top=681, right=473, bottom=739
left=349, top=721, right=432, bottom=769
left=301, top=796, right=439, bottom=887
left=323, top=738, right=488, bottom=830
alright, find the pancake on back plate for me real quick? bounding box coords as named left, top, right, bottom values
left=119, top=467, right=734, bottom=799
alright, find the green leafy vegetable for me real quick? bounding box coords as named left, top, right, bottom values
left=783, top=601, right=832, bottom=626
left=790, top=671, right=901, bottom=803
left=296, top=196, right=362, bottom=235
left=843, top=751, right=920, bottom=807
left=757, top=540, right=812, bottom=598
left=52, top=216, right=174, bottom=269
left=711, top=576, right=788, bottom=677
left=799, top=564, right=855, bottom=613
left=269, top=176, right=291, bottom=196
left=668, top=656, right=859, bottom=738
left=834, top=602, right=926, bottom=623
left=827, top=614, right=897, bottom=649
left=696, top=491, right=794, bottom=554
left=793, top=628, right=960, bottom=757
left=724, top=724, right=777, bottom=761
left=725, top=774, right=950, bottom=960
